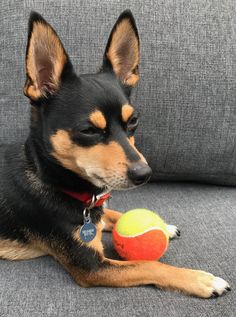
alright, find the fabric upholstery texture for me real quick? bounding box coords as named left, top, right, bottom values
left=0, top=0, right=236, bottom=184
left=0, top=1, right=236, bottom=316
left=0, top=183, right=235, bottom=317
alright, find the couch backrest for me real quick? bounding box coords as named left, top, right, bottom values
left=0, top=0, right=236, bottom=185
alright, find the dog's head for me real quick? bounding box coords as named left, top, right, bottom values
left=24, top=10, right=152, bottom=190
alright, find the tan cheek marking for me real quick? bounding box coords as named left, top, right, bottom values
left=50, top=130, right=89, bottom=180
left=50, top=130, right=128, bottom=178
left=73, top=141, right=128, bottom=181
left=89, top=110, right=107, bottom=129
left=121, top=104, right=134, bottom=122
left=50, top=130, right=79, bottom=171
left=128, top=136, right=147, bottom=163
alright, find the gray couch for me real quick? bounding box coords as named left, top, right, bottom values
left=0, top=1, right=235, bottom=316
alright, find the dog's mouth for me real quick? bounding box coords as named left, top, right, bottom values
left=90, top=164, right=152, bottom=190
left=93, top=174, right=134, bottom=190
left=73, top=159, right=152, bottom=190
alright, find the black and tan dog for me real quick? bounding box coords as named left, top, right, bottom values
left=0, top=11, right=230, bottom=298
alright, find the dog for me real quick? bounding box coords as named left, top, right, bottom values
left=0, top=10, right=231, bottom=298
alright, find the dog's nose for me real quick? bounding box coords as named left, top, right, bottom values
left=128, top=162, right=152, bottom=185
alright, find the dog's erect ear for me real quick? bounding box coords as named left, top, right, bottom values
left=24, top=12, right=71, bottom=101
left=103, top=10, right=140, bottom=87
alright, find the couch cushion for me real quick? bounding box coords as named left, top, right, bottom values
left=0, top=0, right=236, bottom=185
left=0, top=183, right=235, bottom=316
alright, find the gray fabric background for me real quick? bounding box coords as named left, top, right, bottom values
left=0, top=0, right=236, bottom=185
left=0, top=2, right=236, bottom=315
left=0, top=183, right=235, bottom=316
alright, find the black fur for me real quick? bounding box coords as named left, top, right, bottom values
left=0, top=10, right=151, bottom=273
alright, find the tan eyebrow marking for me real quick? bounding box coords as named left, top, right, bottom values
left=121, top=104, right=134, bottom=122
left=89, top=110, right=107, bottom=129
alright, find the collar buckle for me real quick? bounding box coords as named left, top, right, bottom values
left=62, top=189, right=111, bottom=208
left=87, top=191, right=111, bottom=209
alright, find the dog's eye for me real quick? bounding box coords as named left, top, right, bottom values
left=127, top=113, right=140, bottom=132
left=72, top=126, right=105, bottom=145
left=80, top=127, right=98, bottom=136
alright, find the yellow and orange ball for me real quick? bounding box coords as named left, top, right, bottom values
left=112, top=209, right=169, bottom=261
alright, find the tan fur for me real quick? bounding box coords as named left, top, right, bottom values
left=68, top=209, right=217, bottom=296
left=24, top=21, right=67, bottom=99
left=63, top=254, right=217, bottom=298
left=125, top=73, right=139, bottom=87
left=50, top=130, right=131, bottom=187
left=24, top=80, right=42, bottom=100
left=128, top=136, right=147, bottom=163
left=102, top=208, right=122, bottom=231
left=0, top=239, right=46, bottom=260
left=89, top=110, right=107, bottom=129
left=121, top=104, right=134, bottom=122
left=69, top=210, right=216, bottom=297
left=4, top=12, right=225, bottom=299
left=1, top=225, right=220, bottom=297
left=106, top=18, right=139, bottom=86
left=73, top=221, right=104, bottom=257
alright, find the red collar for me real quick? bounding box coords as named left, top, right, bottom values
left=62, top=189, right=111, bottom=208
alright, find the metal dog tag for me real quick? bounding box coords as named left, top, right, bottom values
left=80, top=209, right=97, bottom=242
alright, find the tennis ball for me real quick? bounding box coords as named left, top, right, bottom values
left=112, top=209, right=169, bottom=261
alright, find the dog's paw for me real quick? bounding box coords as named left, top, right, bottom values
left=210, top=276, right=231, bottom=297
left=166, top=224, right=181, bottom=239
left=187, top=270, right=231, bottom=298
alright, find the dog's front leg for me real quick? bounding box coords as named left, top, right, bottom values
left=102, top=208, right=122, bottom=231
left=40, top=221, right=230, bottom=298
left=63, top=256, right=230, bottom=298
